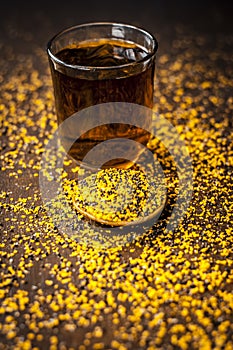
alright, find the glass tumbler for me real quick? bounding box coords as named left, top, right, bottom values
left=47, top=22, right=158, bottom=169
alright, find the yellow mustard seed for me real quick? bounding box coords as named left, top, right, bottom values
left=0, top=28, right=233, bottom=350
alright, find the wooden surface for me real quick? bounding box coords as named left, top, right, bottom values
left=0, top=2, right=233, bottom=349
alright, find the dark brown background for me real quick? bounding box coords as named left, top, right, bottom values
left=1, top=0, right=233, bottom=48
left=0, top=1, right=233, bottom=349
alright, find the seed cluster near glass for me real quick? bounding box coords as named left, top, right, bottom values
left=0, top=28, right=233, bottom=350
left=71, top=168, right=165, bottom=225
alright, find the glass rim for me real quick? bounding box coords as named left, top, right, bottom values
left=47, top=21, right=158, bottom=72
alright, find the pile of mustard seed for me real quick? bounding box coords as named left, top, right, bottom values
left=72, top=168, right=166, bottom=225
left=0, top=26, right=233, bottom=350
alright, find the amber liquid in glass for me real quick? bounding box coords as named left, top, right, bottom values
left=50, top=39, right=155, bottom=168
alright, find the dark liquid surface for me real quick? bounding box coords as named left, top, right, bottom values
left=56, top=40, right=148, bottom=67
left=50, top=39, right=155, bottom=168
